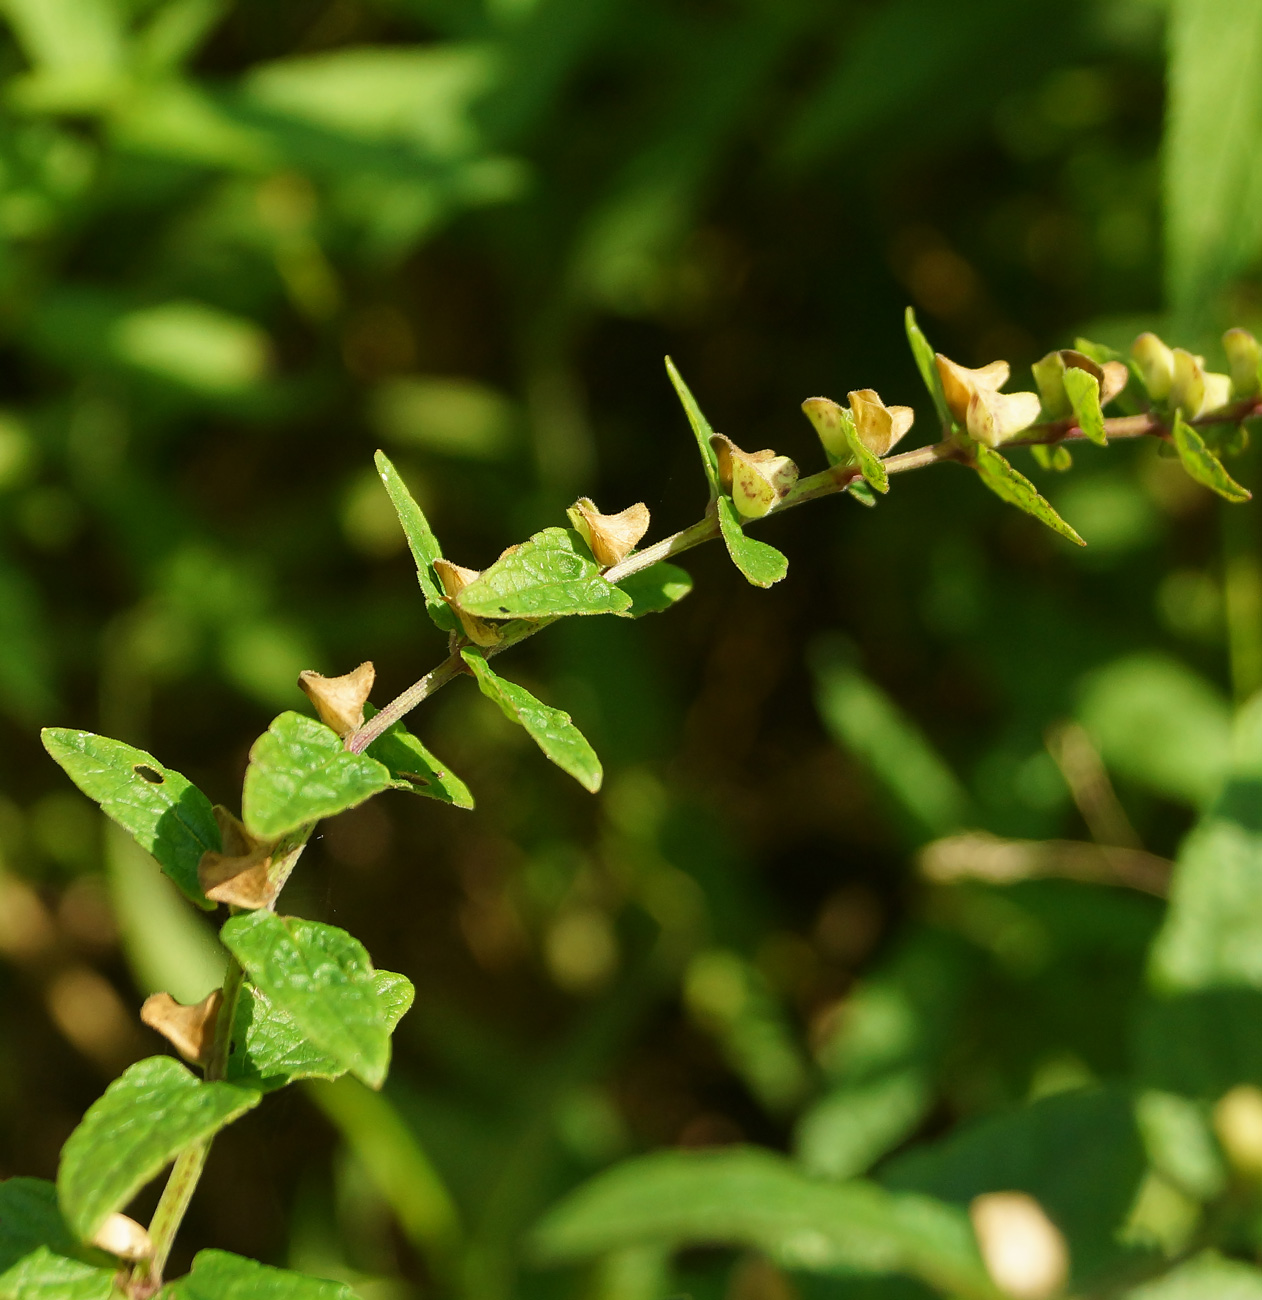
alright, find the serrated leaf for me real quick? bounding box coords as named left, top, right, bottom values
left=374, top=449, right=456, bottom=633
left=456, top=528, right=632, bottom=620
left=460, top=649, right=601, bottom=791
left=904, top=307, right=953, bottom=431
left=973, top=444, right=1085, bottom=546
left=616, top=562, right=693, bottom=617
left=664, top=356, right=721, bottom=499
left=716, top=496, right=788, bottom=588
left=57, top=1057, right=260, bottom=1242
left=40, top=729, right=217, bottom=910
left=242, top=712, right=393, bottom=840
left=1063, top=366, right=1106, bottom=446
left=222, top=912, right=392, bottom=1089
left=530, top=1147, right=992, bottom=1297
left=1172, top=411, right=1252, bottom=503
left=166, top=1248, right=356, bottom=1299
left=228, top=969, right=413, bottom=1093
left=362, top=705, right=473, bottom=809
left=0, top=1179, right=116, bottom=1300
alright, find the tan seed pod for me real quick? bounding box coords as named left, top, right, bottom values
left=935, top=354, right=1011, bottom=426
left=1100, top=360, right=1130, bottom=406
left=710, top=434, right=798, bottom=520
left=198, top=806, right=278, bottom=910
left=433, top=558, right=504, bottom=648
left=91, top=1213, right=153, bottom=1262
left=1132, top=331, right=1175, bottom=400
left=566, top=498, right=651, bottom=567
left=298, top=661, right=375, bottom=738
left=967, top=386, right=1042, bottom=447
left=847, top=389, right=914, bottom=456
left=140, top=989, right=223, bottom=1064
left=970, top=1191, right=1069, bottom=1300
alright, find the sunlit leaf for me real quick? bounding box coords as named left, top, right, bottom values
left=461, top=649, right=601, bottom=791
left=166, top=1248, right=356, bottom=1299
left=363, top=705, right=473, bottom=808
left=41, top=729, right=218, bottom=909
left=716, top=496, right=788, bottom=588
left=904, top=307, right=954, bottom=431
left=1120, top=1250, right=1262, bottom=1298
left=1064, top=366, right=1106, bottom=446
left=374, top=450, right=457, bottom=632
left=456, top=528, right=632, bottom=620
left=615, top=562, right=693, bottom=617
left=664, top=357, right=721, bottom=499
left=1172, top=411, right=1251, bottom=502
left=242, top=712, right=393, bottom=840
left=221, top=912, right=393, bottom=1089
left=973, top=444, right=1085, bottom=545
left=58, top=1057, right=260, bottom=1241
left=0, top=1179, right=116, bottom=1300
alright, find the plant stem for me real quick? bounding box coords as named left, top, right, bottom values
left=141, top=959, right=246, bottom=1291
left=348, top=397, right=1262, bottom=749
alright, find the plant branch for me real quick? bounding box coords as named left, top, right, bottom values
left=348, top=395, right=1262, bottom=750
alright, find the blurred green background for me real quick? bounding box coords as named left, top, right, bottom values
left=4, top=0, right=1262, bottom=1296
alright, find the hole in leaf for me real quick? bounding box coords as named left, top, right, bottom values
left=133, top=765, right=165, bottom=784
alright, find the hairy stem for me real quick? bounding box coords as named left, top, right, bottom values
left=348, top=397, right=1260, bottom=749
left=140, top=960, right=246, bottom=1291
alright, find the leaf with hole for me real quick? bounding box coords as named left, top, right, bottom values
left=242, top=712, right=393, bottom=840
left=456, top=528, right=632, bottom=620
left=221, top=912, right=393, bottom=1089
left=40, top=729, right=217, bottom=909
left=57, top=1057, right=260, bottom=1242
left=363, top=705, right=473, bottom=808
left=1064, top=366, right=1106, bottom=446
left=461, top=649, right=601, bottom=791
left=228, top=970, right=414, bottom=1093
left=973, top=445, right=1085, bottom=545
left=1172, top=411, right=1251, bottom=503
left=374, top=449, right=456, bottom=632
left=616, top=562, right=693, bottom=617
left=665, top=356, right=721, bottom=499
left=165, top=1249, right=357, bottom=1299
left=716, top=496, right=788, bottom=588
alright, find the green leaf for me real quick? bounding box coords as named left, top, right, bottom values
left=847, top=478, right=879, bottom=506
left=460, top=649, right=601, bottom=791
left=0, top=1179, right=116, bottom=1300
left=40, top=729, right=218, bottom=910
left=904, top=307, right=953, bottom=431
left=456, top=528, right=632, bottom=620
left=1119, top=1251, right=1262, bottom=1299
left=615, top=562, right=693, bottom=618
left=973, top=444, right=1086, bottom=545
left=796, top=1070, right=930, bottom=1181
left=221, top=911, right=392, bottom=1089
left=716, top=496, right=788, bottom=588
left=57, top=1056, right=260, bottom=1242
left=838, top=406, right=890, bottom=492
left=166, top=1248, right=356, bottom=1299
left=1031, top=444, right=1073, bottom=472
left=530, top=1147, right=993, bottom=1297
left=374, top=449, right=456, bottom=633
left=1172, top=411, right=1252, bottom=502
left=228, top=969, right=414, bottom=1093
left=362, top=706, right=473, bottom=808
left=242, top=712, right=393, bottom=840
left=1063, top=366, right=1106, bottom=446
left=664, top=356, right=721, bottom=499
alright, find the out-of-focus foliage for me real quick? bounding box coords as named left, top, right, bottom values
left=5, top=0, right=1262, bottom=1296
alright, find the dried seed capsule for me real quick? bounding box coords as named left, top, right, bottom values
left=566, top=498, right=651, bottom=567
left=140, top=989, right=223, bottom=1064
left=709, top=434, right=798, bottom=520
left=298, top=661, right=375, bottom=738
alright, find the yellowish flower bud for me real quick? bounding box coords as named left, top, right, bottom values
left=298, top=661, right=375, bottom=738
left=800, top=397, right=848, bottom=460
left=846, top=389, right=914, bottom=456
left=934, top=355, right=1011, bottom=426
left=1100, top=360, right=1130, bottom=406
left=709, top=434, right=798, bottom=520
left=1031, top=349, right=1125, bottom=420
left=966, top=386, right=1042, bottom=447
left=1132, top=332, right=1175, bottom=401
left=566, top=498, right=650, bottom=568
left=140, top=989, right=223, bottom=1064
left=433, top=558, right=504, bottom=648
left=1223, top=328, right=1261, bottom=399
left=90, top=1213, right=153, bottom=1263
left=970, top=1191, right=1069, bottom=1300
left=198, top=805, right=279, bottom=909
left=1214, top=1084, right=1262, bottom=1178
